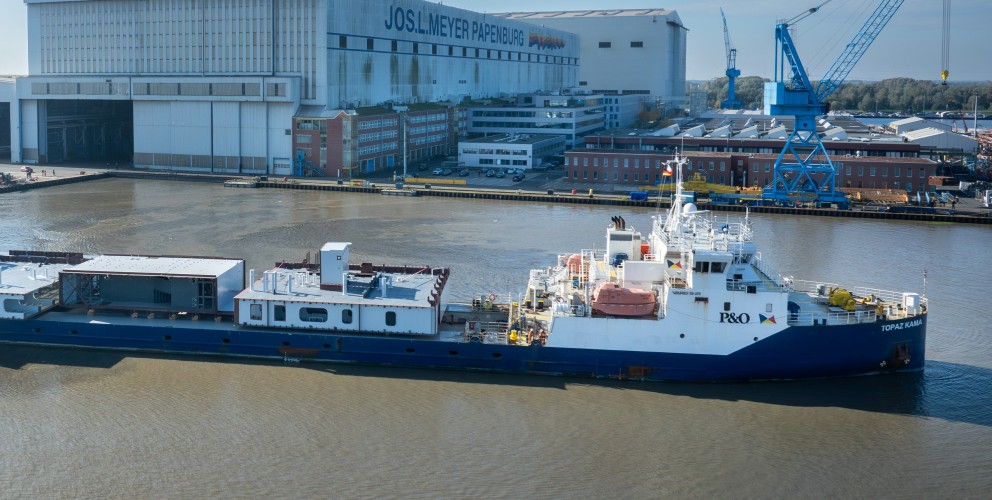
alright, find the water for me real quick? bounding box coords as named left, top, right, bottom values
left=1, top=179, right=990, bottom=498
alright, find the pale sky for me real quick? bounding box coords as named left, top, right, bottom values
left=1, top=0, right=988, bottom=82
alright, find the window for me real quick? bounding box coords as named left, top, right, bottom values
left=391, top=40, right=398, bottom=52
left=579, top=81, right=588, bottom=86
left=694, top=261, right=711, bottom=273
left=630, top=41, right=644, bottom=48
left=432, top=44, right=437, bottom=55
left=339, top=35, right=347, bottom=48
left=386, top=311, right=397, bottom=326
left=598, top=42, right=612, bottom=48
left=448, top=46, right=453, bottom=56
left=342, top=309, right=353, bottom=324
left=300, top=307, right=328, bottom=322
left=274, top=305, right=285, bottom=322
left=367, top=38, right=374, bottom=50
left=250, top=304, right=262, bottom=320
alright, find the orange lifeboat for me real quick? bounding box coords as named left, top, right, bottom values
left=566, top=253, right=583, bottom=274
left=591, top=283, right=655, bottom=316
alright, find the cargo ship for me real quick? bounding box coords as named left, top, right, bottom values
left=0, top=155, right=927, bottom=381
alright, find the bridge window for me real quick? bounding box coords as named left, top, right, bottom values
left=342, top=309, right=353, bottom=324
left=274, top=305, right=286, bottom=322
left=250, top=304, right=262, bottom=320
left=386, top=311, right=397, bottom=326
left=300, top=307, right=328, bottom=322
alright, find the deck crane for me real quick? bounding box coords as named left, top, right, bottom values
left=762, top=0, right=905, bottom=209
left=720, top=8, right=741, bottom=109
left=940, top=0, right=950, bottom=85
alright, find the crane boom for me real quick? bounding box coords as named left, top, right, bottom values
left=815, top=0, right=905, bottom=102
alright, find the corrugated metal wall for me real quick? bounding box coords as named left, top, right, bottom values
left=32, top=0, right=319, bottom=100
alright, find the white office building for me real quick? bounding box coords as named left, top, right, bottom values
left=496, top=9, right=687, bottom=108
left=11, top=0, right=577, bottom=172
left=458, top=134, right=565, bottom=169
left=467, top=93, right=605, bottom=147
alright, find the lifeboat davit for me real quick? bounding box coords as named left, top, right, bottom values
left=591, top=283, right=655, bottom=316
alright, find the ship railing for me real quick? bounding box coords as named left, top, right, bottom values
left=750, top=253, right=783, bottom=287
left=787, top=309, right=878, bottom=326
left=789, top=280, right=908, bottom=305
left=725, top=279, right=782, bottom=293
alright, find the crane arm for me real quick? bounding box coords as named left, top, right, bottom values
left=941, top=0, right=950, bottom=84
left=720, top=8, right=734, bottom=71
left=814, top=0, right=905, bottom=102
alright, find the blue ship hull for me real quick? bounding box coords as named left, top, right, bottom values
left=0, top=313, right=925, bottom=382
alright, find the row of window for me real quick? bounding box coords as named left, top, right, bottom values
left=338, top=35, right=574, bottom=64
left=248, top=304, right=400, bottom=327
left=598, top=41, right=645, bottom=48
left=358, top=130, right=398, bottom=143
left=357, top=118, right=399, bottom=130
left=357, top=142, right=398, bottom=156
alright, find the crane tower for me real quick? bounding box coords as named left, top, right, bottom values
left=762, top=0, right=905, bottom=209
left=720, top=8, right=741, bottom=109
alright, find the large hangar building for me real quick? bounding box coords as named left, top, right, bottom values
left=496, top=10, right=687, bottom=108
left=12, top=0, right=578, bottom=174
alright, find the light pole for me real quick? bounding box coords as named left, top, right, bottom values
left=973, top=94, right=979, bottom=137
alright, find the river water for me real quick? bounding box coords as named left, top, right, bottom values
left=0, top=179, right=990, bottom=498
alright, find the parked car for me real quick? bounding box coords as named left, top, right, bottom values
left=417, top=163, right=428, bottom=171
left=495, top=170, right=506, bottom=178
left=458, top=169, right=470, bottom=176
left=512, top=174, right=525, bottom=182
left=485, top=169, right=496, bottom=177
left=432, top=167, right=444, bottom=175
left=441, top=168, right=453, bottom=176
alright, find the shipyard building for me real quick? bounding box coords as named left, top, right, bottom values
left=10, top=0, right=578, bottom=175
left=496, top=9, right=688, bottom=110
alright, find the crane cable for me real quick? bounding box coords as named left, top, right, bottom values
left=940, top=0, right=950, bottom=84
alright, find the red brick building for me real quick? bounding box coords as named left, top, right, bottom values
left=292, top=105, right=465, bottom=177
left=566, top=131, right=940, bottom=191
left=564, top=149, right=938, bottom=192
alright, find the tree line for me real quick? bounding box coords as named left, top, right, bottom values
left=701, top=76, right=992, bottom=114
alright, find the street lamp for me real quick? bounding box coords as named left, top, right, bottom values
left=973, top=94, right=979, bottom=138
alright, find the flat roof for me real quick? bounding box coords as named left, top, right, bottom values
left=461, top=134, right=561, bottom=145
left=236, top=269, right=440, bottom=308
left=0, top=261, right=64, bottom=296
left=67, top=255, right=243, bottom=278
left=497, top=9, right=674, bottom=19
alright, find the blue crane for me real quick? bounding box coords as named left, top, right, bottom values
left=720, top=7, right=741, bottom=109
left=762, top=0, right=905, bottom=208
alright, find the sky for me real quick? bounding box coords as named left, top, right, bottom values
left=0, top=0, right=988, bottom=82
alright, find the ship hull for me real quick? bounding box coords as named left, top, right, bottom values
left=0, top=314, right=926, bottom=382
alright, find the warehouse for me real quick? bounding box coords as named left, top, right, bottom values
left=12, top=0, right=577, bottom=173
left=496, top=9, right=687, bottom=108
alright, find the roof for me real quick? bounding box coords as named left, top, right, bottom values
left=889, top=117, right=923, bottom=127
left=460, top=133, right=561, bottom=145
left=497, top=9, right=674, bottom=19
left=901, top=127, right=952, bottom=140
left=295, top=105, right=345, bottom=119
left=66, top=255, right=243, bottom=278
left=235, top=268, right=440, bottom=308
left=0, top=261, right=64, bottom=296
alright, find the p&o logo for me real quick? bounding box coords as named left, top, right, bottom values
left=719, top=312, right=751, bottom=324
